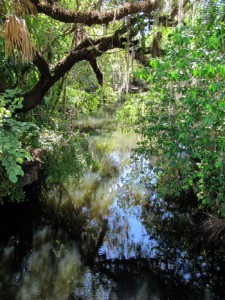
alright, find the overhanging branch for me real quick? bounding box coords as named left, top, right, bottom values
left=30, top=0, right=158, bottom=25
left=21, top=29, right=127, bottom=112
left=89, top=58, right=103, bottom=86
left=33, top=50, right=50, bottom=77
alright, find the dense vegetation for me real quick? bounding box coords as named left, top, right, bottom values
left=136, top=20, right=225, bottom=217
left=1, top=0, right=225, bottom=224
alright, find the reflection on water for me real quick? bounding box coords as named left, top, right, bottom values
left=0, top=221, right=81, bottom=300
left=17, top=227, right=81, bottom=300
left=0, top=130, right=225, bottom=299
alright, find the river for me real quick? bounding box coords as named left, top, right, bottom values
left=0, top=118, right=225, bottom=300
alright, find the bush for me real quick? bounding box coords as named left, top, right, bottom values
left=136, top=22, right=225, bottom=217
left=0, top=89, right=34, bottom=183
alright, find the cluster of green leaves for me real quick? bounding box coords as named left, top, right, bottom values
left=0, top=89, right=34, bottom=183
left=42, top=134, right=91, bottom=185
left=65, top=86, right=100, bottom=116
left=136, top=20, right=225, bottom=216
left=117, top=93, right=148, bottom=128
left=24, top=105, right=93, bottom=186
left=0, top=165, right=26, bottom=204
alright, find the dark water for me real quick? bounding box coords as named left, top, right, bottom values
left=0, top=131, right=225, bottom=300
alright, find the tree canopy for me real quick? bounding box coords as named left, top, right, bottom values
left=0, top=0, right=194, bottom=111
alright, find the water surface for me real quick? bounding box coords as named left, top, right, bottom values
left=0, top=130, right=225, bottom=300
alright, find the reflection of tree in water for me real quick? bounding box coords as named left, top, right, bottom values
left=16, top=226, right=81, bottom=300
left=0, top=179, right=110, bottom=300
left=44, top=176, right=113, bottom=259
left=73, top=254, right=214, bottom=300
left=92, top=159, right=225, bottom=299
left=141, top=190, right=225, bottom=299
left=1, top=147, right=225, bottom=299
left=0, top=221, right=83, bottom=300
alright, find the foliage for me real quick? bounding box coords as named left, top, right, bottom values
left=0, top=89, right=34, bottom=183
left=117, top=93, right=147, bottom=128
left=24, top=106, right=93, bottom=186
left=42, top=135, right=91, bottom=185
left=0, top=166, right=25, bottom=204
left=65, top=86, right=100, bottom=116
left=200, top=0, right=225, bottom=24
left=136, top=20, right=225, bottom=217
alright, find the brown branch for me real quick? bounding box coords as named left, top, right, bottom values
left=152, top=31, right=162, bottom=58
left=30, top=0, right=158, bottom=25
left=33, top=50, right=50, bottom=77
left=50, top=27, right=126, bottom=81
left=21, top=29, right=156, bottom=112
left=21, top=30, right=126, bottom=112
left=89, top=58, right=103, bottom=86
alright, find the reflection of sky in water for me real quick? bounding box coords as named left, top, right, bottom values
left=98, top=161, right=161, bottom=261
left=97, top=157, right=214, bottom=285
left=99, top=201, right=159, bottom=260
left=73, top=269, right=117, bottom=300
left=72, top=151, right=220, bottom=299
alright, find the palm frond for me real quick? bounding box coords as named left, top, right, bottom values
left=13, top=0, right=37, bottom=16
left=203, top=214, right=225, bottom=242
left=4, top=14, right=34, bottom=62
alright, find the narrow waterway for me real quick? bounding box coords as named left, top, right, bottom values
left=0, top=120, right=225, bottom=300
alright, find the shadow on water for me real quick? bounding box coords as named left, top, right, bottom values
left=0, top=129, right=225, bottom=299
left=0, top=190, right=81, bottom=300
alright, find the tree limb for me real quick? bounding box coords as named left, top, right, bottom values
left=89, top=58, right=103, bottom=86
left=21, top=29, right=127, bottom=111
left=33, top=50, right=50, bottom=78
left=30, top=0, right=158, bottom=26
